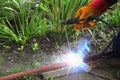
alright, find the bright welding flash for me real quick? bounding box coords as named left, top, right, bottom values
left=63, top=52, right=82, bottom=67
left=61, top=38, right=91, bottom=72
left=62, top=51, right=90, bottom=72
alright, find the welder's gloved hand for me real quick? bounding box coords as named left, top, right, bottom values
left=74, top=0, right=109, bottom=32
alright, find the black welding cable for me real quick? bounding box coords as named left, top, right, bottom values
left=91, top=17, right=117, bottom=57
left=62, top=17, right=117, bottom=57
left=92, top=17, right=116, bottom=36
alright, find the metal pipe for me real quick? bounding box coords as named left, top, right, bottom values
left=0, top=62, right=67, bottom=80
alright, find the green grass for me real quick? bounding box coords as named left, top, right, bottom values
left=39, top=0, right=89, bottom=40
left=0, top=0, right=52, bottom=45
left=0, top=0, right=90, bottom=46
left=103, top=9, right=120, bottom=27
left=0, top=0, right=11, bottom=20
left=0, top=0, right=119, bottom=46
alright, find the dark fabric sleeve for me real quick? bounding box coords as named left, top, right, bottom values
left=112, top=31, right=120, bottom=57
left=105, top=0, right=118, bottom=6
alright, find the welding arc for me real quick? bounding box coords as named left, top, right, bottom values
left=0, top=62, right=67, bottom=80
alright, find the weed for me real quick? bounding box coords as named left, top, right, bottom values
left=3, top=45, right=11, bottom=49
left=103, top=9, right=120, bottom=27
left=54, top=42, right=60, bottom=49
left=14, top=75, right=35, bottom=80
left=18, top=45, right=24, bottom=51
left=32, top=42, right=39, bottom=51
left=0, top=0, right=12, bottom=20
left=33, top=61, right=40, bottom=68
left=0, top=0, right=52, bottom=45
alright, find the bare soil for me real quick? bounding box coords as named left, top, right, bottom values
left=0, top=29, right=120, bottom=80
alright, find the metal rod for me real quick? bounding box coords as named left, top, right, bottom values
left=64, top=25, right=71, bottom=50
left=0, top=62, right=67, bottom=80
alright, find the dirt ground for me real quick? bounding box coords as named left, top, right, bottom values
left=0, top=31, right=120, bottom=80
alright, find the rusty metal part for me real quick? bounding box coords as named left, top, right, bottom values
left=85, top=50, right=120, bottom=68
left=84, top=50, right=115, bottom=63
left=0, top=62, right=67, bottom=80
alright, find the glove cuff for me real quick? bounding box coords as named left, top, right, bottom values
left=89, top=0, right=109, bottom=14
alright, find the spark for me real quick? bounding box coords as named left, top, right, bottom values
left=61, top=38, right=91, bottom=72
left=63, top=52, right=83, bottom=67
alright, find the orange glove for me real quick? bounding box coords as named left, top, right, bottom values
left=74, top=0, right=109, bottom=32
